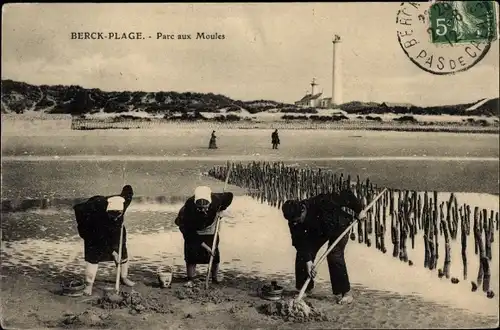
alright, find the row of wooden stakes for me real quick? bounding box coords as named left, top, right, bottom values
left=208, top=161, right=498, bottom=295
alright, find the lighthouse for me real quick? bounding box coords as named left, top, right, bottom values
left=331, top=34, right=342, bottom=108
left=294, top=35, right=344, bottom=109
left=311, top=78, right=318, bottom=95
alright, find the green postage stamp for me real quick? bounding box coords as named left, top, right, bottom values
left=397, top=1, right=498, bottom=75
left=429, top=1, right=497, bottom=45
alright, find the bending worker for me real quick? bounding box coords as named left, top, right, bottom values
left=175, top=186, right=234, bottom=287
left=73, top=185, right=136, bottom=295
left=281, top=189, right=366, bottom=304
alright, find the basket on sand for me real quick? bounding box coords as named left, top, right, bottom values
left=60, top=279, right=86, bottom=297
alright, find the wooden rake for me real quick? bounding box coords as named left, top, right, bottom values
left=114, top=162, right=127, bottom=294
left=205, top=161, right=233, bottom=289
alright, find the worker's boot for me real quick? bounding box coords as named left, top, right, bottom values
left=338, top=291, right=353, bottom=305
left=83, top=262, right=98, bottom=295
left=211, top=263, right=223, bottom=284
left=119, top=261, right=135, bottom=287
left=184, top=264, right=196, bottom=287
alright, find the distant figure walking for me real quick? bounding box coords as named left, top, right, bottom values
left=209, top=130, right=218, bottom=149
left=271, top=129, right=280, bottom=149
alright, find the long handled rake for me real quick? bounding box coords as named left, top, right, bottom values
left=295, top=188, right=388, bottom=302
left=114, top=162, right=127, bottom=293
left=205, top=161, right=233, bottom=289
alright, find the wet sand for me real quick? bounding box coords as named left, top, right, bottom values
left=2, top=129, right=498, bottom=158
left=2, top=129, right=498, bottom=202
left=2, top=268, right=497, bottom=330
left=1, top=195, right=499, bottom=328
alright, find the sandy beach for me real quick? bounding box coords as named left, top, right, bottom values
left=3, top=1, right=499, bottom=328
left=1, top=194, right=499, bottom=329
left=1, top=125, right=499, bottom=329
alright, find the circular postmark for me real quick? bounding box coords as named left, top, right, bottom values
left=396, top=1, right=498, bottom=75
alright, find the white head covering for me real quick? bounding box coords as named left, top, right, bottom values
left=194, top=186, right=212, bottom=204
left=107, top=196, right=125, bottom=212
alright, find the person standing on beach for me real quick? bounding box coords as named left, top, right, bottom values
left=281, top=189, right=366, bottom=304
left=271, top=129, right=280, bottom=149
left=73, top=185, right=136, bottom=295
left=208, top=130, right=218, bottom=149
left=175, top=186, right=234, bottom=287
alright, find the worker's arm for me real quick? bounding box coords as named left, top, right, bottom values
left=176, top=201, right=205, bottom=245
left=289, top=223, right=315, bottom=262
left=175, top=204, right=195, bottom=239
left=316, top=190, right=365, bottom=236
left=338, top=189, right=363, bottom=214
left=110, top=223, right=125, bottom=255
left=201, top=242, right=216, bottom=256
left=123, top=197, right=132, bottom=214
left=175, top=205, right=186, bottom=228
left=214, top=192, right=234, bottom=211
left=110, top=226, right=128, bottom=264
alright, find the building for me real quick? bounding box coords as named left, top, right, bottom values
left=319, top=97, right=332, bottom=108
left=294, top=78, right=323, bottom=108
left=294, top=93, right=323, bottom=108
left=295, top=35, right=342, bottom=109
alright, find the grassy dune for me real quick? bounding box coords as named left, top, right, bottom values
left=2, top=113, right=499, bottom=134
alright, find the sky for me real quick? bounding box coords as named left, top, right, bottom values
left=2, top=3, right=499, bottom=106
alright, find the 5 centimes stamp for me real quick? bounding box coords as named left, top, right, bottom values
left=396, top=1, right=498, bottom=75
left=429, top=1, right=497, bottom=45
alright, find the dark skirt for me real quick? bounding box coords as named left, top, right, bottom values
left=84, top=235, right=128, bottom=264
left=184, top=234, right=220, bottom=265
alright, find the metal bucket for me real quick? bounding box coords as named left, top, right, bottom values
left=158, top=271, right=173, bottom=288
left=260, top=280, right=284, bottom=301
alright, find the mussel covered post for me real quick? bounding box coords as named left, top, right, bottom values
left=440, top=203, right=451, bottom=279
left=474, top=209, right=488, bottom=291
left=391, top=192, right=399, bottom=259
left=459, top=206, right=468, bottom=280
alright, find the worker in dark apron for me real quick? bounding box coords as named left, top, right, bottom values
left=281, top=189, right=366, bottom=304
left=175, top=186, right=233, bottom=287
left=74, top=185, right=135, bottom=295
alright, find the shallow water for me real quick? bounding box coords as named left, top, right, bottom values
left=1, top=193, right=499, bottom=318
left=2, top=129, right=498, bottom=200
left=2, top=158, right=499, bottom=203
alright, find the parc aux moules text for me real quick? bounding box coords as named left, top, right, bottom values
left=70, top=31, right=226, bottom=40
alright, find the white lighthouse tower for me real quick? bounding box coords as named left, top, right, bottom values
left=311, top=78, right=318, bottom=95
left=331, top=34, right=342, bottom=108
